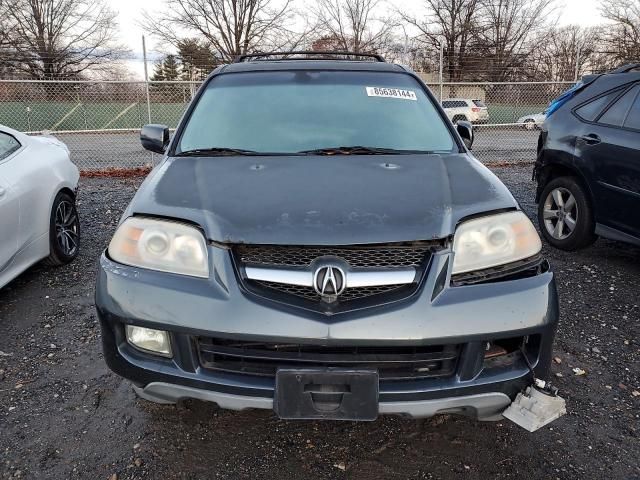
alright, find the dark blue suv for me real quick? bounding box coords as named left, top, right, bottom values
left=96, top=52, right=558, bottom=422
left=535, top=64, right=640, bottom=250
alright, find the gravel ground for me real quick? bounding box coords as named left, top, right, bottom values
left=0, top=165, right=639, bottom=480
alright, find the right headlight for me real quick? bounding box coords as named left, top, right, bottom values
left=108, top=217, right=209, bottom=278
left=452, top=211, right=542, bottom=275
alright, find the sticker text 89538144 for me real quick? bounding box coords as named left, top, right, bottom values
left=366, top=87, right=417, bottom=101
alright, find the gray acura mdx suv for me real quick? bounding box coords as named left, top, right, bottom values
left=96, top=52, right=559, bottom=421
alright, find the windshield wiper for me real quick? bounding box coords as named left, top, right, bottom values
left=176, top=147, right=269, bottom=157
left=298, top=146, right=435, bottom=155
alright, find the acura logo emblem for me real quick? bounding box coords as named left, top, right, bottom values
left=313, top=265, right=346, bottom=297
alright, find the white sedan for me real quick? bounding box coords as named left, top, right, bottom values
left=0, top=125, right=80, bottom=289
left=517, top=111, right=547, bottom=130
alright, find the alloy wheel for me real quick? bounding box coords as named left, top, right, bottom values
left=543, top=187, right=578, bottom=240
left=55, top=200, right=79, bottom=256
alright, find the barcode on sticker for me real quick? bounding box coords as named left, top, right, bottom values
left=366, top=87, right=417, bottom=101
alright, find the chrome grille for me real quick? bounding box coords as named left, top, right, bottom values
left=233, top=243, right=439, bottom=308
left=235, top=243, right=437, bottom=269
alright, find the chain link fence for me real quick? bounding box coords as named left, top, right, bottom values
left=424, top=79, right=574, bottom=164
left=0, top=78, right=574, bottom=171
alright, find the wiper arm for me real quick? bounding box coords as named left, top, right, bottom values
left=298, top=146, right=435, bottom=155
left=176, top=147, right=265, bottom=157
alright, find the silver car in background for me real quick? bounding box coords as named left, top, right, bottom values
left=517, top=111, right=547, bottom=130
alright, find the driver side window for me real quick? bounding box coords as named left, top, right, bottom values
left=0, top=132, right=21, bottom=161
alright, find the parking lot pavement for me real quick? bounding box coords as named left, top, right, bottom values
left=0, top=165, right=638, bottom=480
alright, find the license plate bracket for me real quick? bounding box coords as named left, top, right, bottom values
left=274, top=368, right=379, bottom=421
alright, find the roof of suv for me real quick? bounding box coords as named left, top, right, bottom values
left=219, top=59, right=408, bottom=74
left=574, top=68, right=640, bottom=101
left=581, top=65, right=640, bottom=89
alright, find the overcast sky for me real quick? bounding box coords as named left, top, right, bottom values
left=113, top=0, right=606, bottom=79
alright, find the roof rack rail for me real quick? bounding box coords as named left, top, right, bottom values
left=234, top=51, right=386, bottom=63
left=609, top=63, right=640, bottom=74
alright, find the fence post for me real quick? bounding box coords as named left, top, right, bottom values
left=439, top=43, right=444, bottom=101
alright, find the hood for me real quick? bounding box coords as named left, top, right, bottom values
left=127, top=154, right=517, bottom=245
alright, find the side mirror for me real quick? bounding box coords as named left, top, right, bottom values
left=141, top=124, right=170, bottom=154
left=456, top=121, right=474, bottom=149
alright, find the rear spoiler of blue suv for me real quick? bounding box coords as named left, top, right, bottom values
left=545, top=80, right=591, bottom=118
left=546, top=63, right=640, bottom=118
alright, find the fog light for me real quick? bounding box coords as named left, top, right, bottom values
left=125, top=325, right=172, bottom=357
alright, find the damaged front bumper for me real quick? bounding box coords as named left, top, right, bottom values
left=96, top=249, right=560, bottom=421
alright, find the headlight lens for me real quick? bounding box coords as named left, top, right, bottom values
left=452, top=211, right=542, bottom=275
left=108, top=217, right=209, bottom=278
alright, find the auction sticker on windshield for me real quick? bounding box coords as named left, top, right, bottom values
left=366, top=87, right=417, bottom=101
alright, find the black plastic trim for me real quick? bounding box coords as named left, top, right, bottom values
left=450, top=255, right=546, bottom=287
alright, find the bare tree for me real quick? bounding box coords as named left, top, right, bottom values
left=142, top=0, right=309, bottom=62
left=529, top=25, right=599, bottom=81
left=0, top=0, right=20, bottom=75
left=397, top=0, right=480, bottom=81
left=313, top=0, right=396, bottom=54
left=474, top=0, right=556, bottom=81
left=599, top=0, right=640, bottom=66
left=0, top=0, right=127, bottom=80
left=0, top=0, right=10, bottom=47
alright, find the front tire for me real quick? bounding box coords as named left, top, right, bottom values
left=538, top=176, right=596, bottom=251
left=44, top=191, right=80, bottom=266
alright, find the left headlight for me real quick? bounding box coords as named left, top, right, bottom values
left=108, top=217, right=209, bottom=278
left=452, top=211, right=542, bottom=275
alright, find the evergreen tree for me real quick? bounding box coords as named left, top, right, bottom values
left=150, top=60, right=165, bottom=81
left=177, top=39, right=218, bottom=81
left=163, top=55, right=180, bottom=81
left=149, top=54, right=181, bottom=95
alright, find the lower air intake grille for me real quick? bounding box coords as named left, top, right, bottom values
left=197, top=338, right=460, bottom=381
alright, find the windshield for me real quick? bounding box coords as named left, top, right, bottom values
left=176, top=70, right=456, bottom=155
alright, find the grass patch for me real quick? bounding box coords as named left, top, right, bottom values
left=0, top=101, right=550, bottom=131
